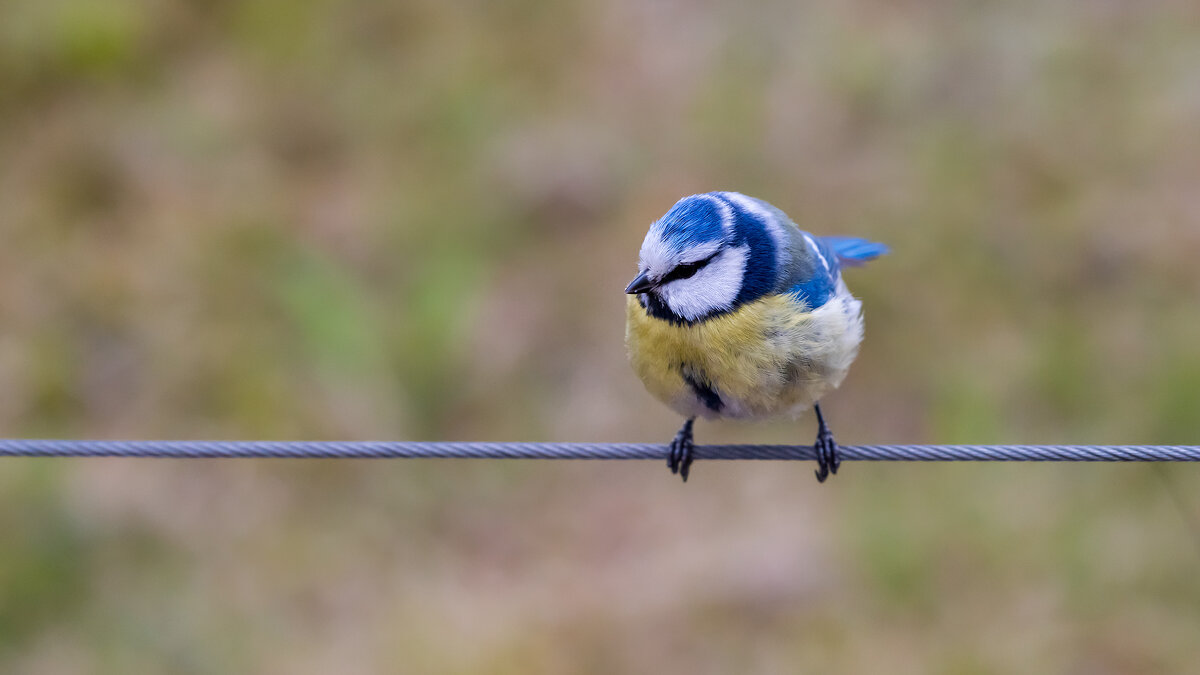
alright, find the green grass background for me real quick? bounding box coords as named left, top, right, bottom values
left=2, top=1, right=1200, bottom=672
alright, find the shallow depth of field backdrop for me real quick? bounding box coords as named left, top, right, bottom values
left=3, top=1, right=1200, bottom=673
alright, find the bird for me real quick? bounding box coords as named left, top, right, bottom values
left=624, top=192, right=887, bottom=482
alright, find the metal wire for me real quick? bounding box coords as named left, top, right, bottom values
left=0, top=439, right=1198, bottom=461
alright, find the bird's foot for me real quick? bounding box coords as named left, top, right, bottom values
left=667, top=418, right=696, bottom=482
left=813, top=426, right=839, bottom=483
left=813, top=403, right=840, bottom=483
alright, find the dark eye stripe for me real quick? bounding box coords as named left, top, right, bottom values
left=661, top=252, right=718, bottom=284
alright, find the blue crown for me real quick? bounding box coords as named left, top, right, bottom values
left=652, top=195, right=728, bottom=249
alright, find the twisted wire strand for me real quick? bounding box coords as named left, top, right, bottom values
left=0, top=439, right=1198, bottom=461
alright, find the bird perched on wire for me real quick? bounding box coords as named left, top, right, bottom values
left=625, top=192, right=887, bottom=482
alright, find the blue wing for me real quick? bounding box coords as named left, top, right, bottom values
left=786, top=234, right=887, bottom=308
left=820, top=236, right=889, bottom=267
left=786, top=233, right=840, bottom=308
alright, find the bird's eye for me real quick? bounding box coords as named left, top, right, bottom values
left=661, top=252, right=718, bottom=284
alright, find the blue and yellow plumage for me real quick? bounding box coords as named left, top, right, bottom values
left=624, top=192, right=887, bottom=482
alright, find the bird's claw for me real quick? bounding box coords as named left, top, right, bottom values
left=667, top=418, right=695, bottom=482
left=813, top=426, right=839, bottom=483
left=812, top=403, right=840, bottom=483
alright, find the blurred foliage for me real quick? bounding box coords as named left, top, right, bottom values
left=2, top=0, right=1200, bottom=672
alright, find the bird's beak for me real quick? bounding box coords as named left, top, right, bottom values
left=625, top=271, right=654, bottom=294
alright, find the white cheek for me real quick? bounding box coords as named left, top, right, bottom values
left=660, top=245, right=748, bottom=321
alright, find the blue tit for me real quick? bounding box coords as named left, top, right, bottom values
left=625, top=192, right=887, bottom=482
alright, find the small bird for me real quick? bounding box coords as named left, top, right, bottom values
left=625, top=192, right=887, bottom=482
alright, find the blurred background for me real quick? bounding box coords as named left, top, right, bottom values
left=2, top=0, right=1200, bottom=672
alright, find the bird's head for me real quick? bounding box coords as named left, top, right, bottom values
left=626, top=194, right=752, bottom=323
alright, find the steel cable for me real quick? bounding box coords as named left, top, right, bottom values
left=0, top=439, right=1197, bottom=461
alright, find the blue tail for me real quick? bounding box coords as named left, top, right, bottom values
left=820, top=236, right=888, bottom=267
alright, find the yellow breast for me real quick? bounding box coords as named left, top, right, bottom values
left=626, top=293, right=857, bottom=420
